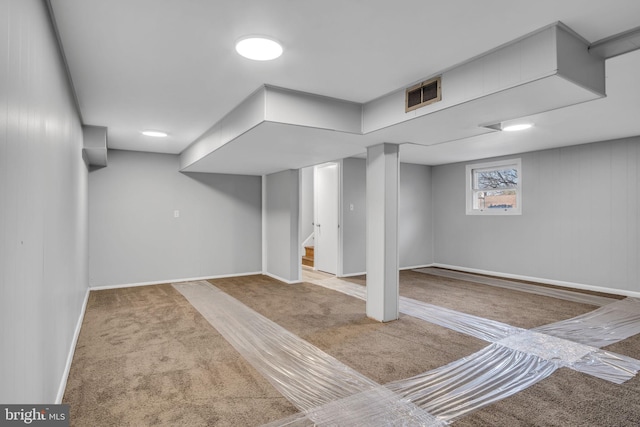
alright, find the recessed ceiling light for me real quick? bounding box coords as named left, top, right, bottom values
left=235, top=36, right=283, bottom=61
left=141, top=130, right=168, bottom=137
left=503, top=123, right=533, bottom=132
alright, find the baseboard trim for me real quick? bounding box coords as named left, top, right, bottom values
left=264, top=271, right=302, bottom=285
left=338, top=271, right=366, bottom=278
left=401, top=263, right=435, bottom=271
left=90, top=271, right=263, bottom=291
left=338, top=264, right=435, bottom=278
left=431, top=263, right=640, bottom=298
left=56, top=286, right=90, bottom=404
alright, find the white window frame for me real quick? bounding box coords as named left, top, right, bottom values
left=465, top=158, right=522, bottom=215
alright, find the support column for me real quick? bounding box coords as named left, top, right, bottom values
left=264, top=169, right=301, bottom=284
left=366, top=143, right=399, bottom=322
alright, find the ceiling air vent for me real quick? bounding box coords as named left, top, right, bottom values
left=405, top=76, right=441, bottom=112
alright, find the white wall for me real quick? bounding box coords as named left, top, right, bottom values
left=0, top=0, right=88, bottom=403
left=89, top=150, right=262, bottom=286
left=264, top=169, right=300, bottom=283
left=433, top=138, right=640, bottom=295
left=340, top=158, right=434, bottom=275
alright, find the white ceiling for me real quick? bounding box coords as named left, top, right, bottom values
left=50, top=0, right=640, bottom=172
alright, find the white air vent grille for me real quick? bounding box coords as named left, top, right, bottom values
left=406, top=76, right=441, bottom=112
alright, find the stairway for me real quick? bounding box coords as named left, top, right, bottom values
left=302, top=246, right=314, bottom=267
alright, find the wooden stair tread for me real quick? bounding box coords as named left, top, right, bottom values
left=302, top=246, right=314, bottom=267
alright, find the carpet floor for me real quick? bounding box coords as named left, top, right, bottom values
left=63, top=284, right=298, bottom=426
left=63, top=269, right=640, bottom=426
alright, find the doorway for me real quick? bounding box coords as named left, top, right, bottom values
left=314, top=162, right=339, bottom=275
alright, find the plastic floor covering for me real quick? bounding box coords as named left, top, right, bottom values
left=173, top=275, right=640, bottom=426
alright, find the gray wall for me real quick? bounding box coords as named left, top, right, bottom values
left=300, top=166, right=314, bottom=244
left=265, top=169, right=300, bottom=282
left=341, top=158, right=434, bottom=275
left=400, top=163, right=434, bottom=268
left=342, top=158, right=367, bottom=275
left=0, top=0, right=88, bottom=403
left=433, top=138, right=640, bottom=294
left=89, top=150, right=261, bottom=286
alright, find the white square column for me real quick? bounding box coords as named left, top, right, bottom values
left=366, top=143, right=400, bottom=322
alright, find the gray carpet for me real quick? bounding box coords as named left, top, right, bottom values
left=64, top=271, right=640, bottom=426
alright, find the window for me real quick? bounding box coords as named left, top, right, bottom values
left=466, top=159, right=521, bottom=215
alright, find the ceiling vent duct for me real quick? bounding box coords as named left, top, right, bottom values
left=180, top=22, right=606, bottom=175
left=364, top=22, right=605, bottom=141
left=405, top=76, right=442, bottom=112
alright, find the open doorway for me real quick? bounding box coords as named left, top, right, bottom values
left=314, top=162, right=339, bottom=274
left=300, top=162, right=340, bottom=276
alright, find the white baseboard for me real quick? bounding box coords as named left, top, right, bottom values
left=401, top=263, right=435, bottom=271
left=90, top=271, right=263, bottom=291
left=337, top=264, right=434, bottom=277
left=56, top=287, right=90, bottom=404
left=431, top=263, right=640, bottom=298
left=263, top=271, right=302, bottom=285
left=338, top=271, right=366, bottom=278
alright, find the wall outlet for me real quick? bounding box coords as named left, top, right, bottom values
left=174, top=210, right=180, bottom=218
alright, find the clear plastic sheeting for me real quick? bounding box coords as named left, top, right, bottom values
left=173, top=281, right=444, bottom=426
left=172, top=282, right=374, bottom=406
left=534, top=297, right=640, bottom=348
left=263, top=340, right=640, bottom=426
left=572, top=349, right=640, bottom=384
left=498, top=331, right=593, bottom=364
left=265, top=344, right=558, bottom=426
left=263, top=388, right=448, bottom=427
left=173, top=278, right=640, bottom=426
left=311, top=277, right=367, bottom=300
left=400, top=296, right=524, bottom=343
left=309, top=277, right=523, bottom=343
left=305, top=387, right=445, bottom=426
left=414, top=267, right=616, bottom=307
left=386, top=343, right=558, bottom=423
left=497, top=330, right=640, bottom=383
left=308, top=276, right=640, bottom=384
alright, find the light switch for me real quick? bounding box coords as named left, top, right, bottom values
left=350, top=203, right=354, bottom=211
left=174, top=210, right=180, bottom=218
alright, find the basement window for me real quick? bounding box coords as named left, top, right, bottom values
left=466, top=159, right=522, bottom=215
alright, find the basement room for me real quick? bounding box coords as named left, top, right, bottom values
left=1, top=1, right=639, bottom=426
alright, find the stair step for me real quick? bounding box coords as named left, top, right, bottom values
left=302, top=246, right=314, bottom=267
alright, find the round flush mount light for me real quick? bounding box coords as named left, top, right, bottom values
left=235, top=36, right=283, bottom=61
left=141, top=130, right=168, bottom=137
left=503, top=123, right=533, bottom=132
